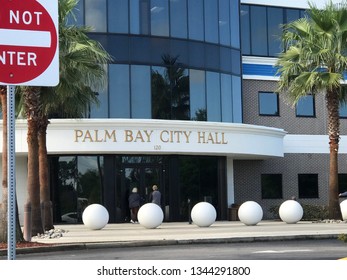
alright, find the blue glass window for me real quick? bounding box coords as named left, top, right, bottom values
left=152, top=64, right=190, bottom=120
left=204, top=0, right=218, bottom=44
left=205, top=44, right=220, bottom=71
left=130, top=37, right=151, bottom=63
left=298, top=174, right=319, bottom=198
left=230, top=0, right=240, bottom=48
left=109, top=65, right=130, bottom=118
left=220, top=47, right=232, bottom=72
left=219, top=0, right=231, bottom=46
left=189, top=41, right=205, bottom=69
left=259, top=92, right=279, bottom=116
left=221, top=74, right=233, bottom=122
left=190, top=70, right=206, bottom=121
left=90, top=87, right=108, bottom=118
left=108, top=0, right=129, bottom=33
left=85, top=0, right=107, bottom=32
left=188, top=0, right=204, bottom=41
left=206, top=72, right=221, bottom=122
left=339, top=102, right=347, bottom=118
left=131, top=65, right=151, bottom=118
left=296, top=95, right=315, bottom=117
left=151, top=38, right=170, bottom=64
left=285, top=9, right=300, bottom=23
left=261, top=174, right=283, bottom=199
left=268, top=7, right=283, bottom=56
left=151, top=0, right=169, bottom=36
left=240, top=5, right=250, bottom=55
left=241, top=4, right=305, bottom=57
left=130, top=0, right=150, bottom=35
left=170, top=0, right=187, bottom=39
left=250, top=6, right=267, bottom=56
left=68, top=0, right=84, bottom=26
left=232, top=76, right=242, bottom=123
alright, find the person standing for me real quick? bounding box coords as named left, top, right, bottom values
left=149, top=184, right=161, bottom=206
left=128, top=187, right=141, bottom=223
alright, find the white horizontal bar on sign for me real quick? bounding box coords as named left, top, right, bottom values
left=0, top=29, right=51, bottom=47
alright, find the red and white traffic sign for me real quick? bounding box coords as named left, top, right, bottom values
left=0, top=0, right=58, bottom=86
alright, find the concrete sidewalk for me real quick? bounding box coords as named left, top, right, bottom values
left=28, top=220, right=347, bottom=248
left=1, top=220, right=346, bottom=255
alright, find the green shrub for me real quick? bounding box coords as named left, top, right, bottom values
left=338, top=234, right=347, bottom=243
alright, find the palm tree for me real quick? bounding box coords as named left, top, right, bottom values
left=20, top=86, right=43, bottom=235
left=16, top=0, right=112, bottom=234
left=39, top=0, right=111, bottom=230
left=275, top=0, right=347, bottom=220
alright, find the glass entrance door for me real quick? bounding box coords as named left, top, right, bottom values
left=122, top=165, right=164, bottom=222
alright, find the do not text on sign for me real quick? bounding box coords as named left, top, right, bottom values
left=0, top=0, right=59, bottom=86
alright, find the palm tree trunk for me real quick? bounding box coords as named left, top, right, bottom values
left=38, top=115, right=54, bottom=230
left=326, top=90, right=343, bottom=220
left=24, top=86, right=43, bottom=235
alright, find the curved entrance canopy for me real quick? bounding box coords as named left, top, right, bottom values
left=12, top=119, right=286, bottom=159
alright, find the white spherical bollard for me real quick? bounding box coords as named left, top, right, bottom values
left=191, top=202, right=217, bottom=227
left=82, top=204, right=109, bottom=230
left=279, top=200, right=303, bottom=224
left=138, top=203, right=164, bottom=229
left=238, top=201, right=263, bottom=226
left=340, top=200, right=347, bottom=221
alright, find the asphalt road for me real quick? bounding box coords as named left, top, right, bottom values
left=4, top=238, right=347, bottom=260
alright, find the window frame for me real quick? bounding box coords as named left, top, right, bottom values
left=298, top=173, right=319, bottom=199
left=261, top=174, right=283, bottom=199
left=258, top=91, right=279, bottom=116
left=295, top=95, right=315, bottom=118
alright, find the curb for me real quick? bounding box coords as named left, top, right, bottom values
left=0, top=234, right=340, bottom=256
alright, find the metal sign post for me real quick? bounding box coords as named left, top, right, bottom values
left=7, top=85, right=16, bottom=260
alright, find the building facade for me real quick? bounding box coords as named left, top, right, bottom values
left=1, top=0, right=346, bottom=225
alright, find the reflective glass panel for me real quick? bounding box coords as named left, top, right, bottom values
left=74, top=0, right=84, bottom=26
left=55, top=156, right=103, bottom=224
left=340, top=102, right=347, bottom=118
left=109, top=65, right=130, bottom=118
left=85, top=0, right=107, bottom=32
left=151, top=0, right=169, bottom=36
left=261, top=174, right=283, bottom=199
left=204, top=0, right=218, bottom=44
left=90, top=87, right=109, bottom=118
left=219, top=0, right=231, bottom=46
left=130, top=0, right=150, bottom=34
left=296, top=95, right=315, bottom=117
left=131, top=65, right=151, bottom=118
left=259, top=92, right=279, bottom=116
left=152, top=62, right=190, bottom=120
left=170, top=0, right=187, bottom=39
left=232, top=76, right=242, bottom=123
left=286, top=9, right=300, bottom=23
left=230, top=0, right=240, bottom=48
left=221, top=74, right=233, bottom=122
left=250, top=6, right=267, bottom=56
left=268, top=7, right=283, bottom=57
left=206, top=71, right=221, bottom=122
left=108, top=0, right=129, bottom=33
left=188, top=0, right=204, bottom=41
left=190, top=70, right=206, bottom=121
left=189, top=41, right=205, bottom=69
left=298, top=174, right=319, bottom=198
left=240, top=5, right=250, bottom=55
